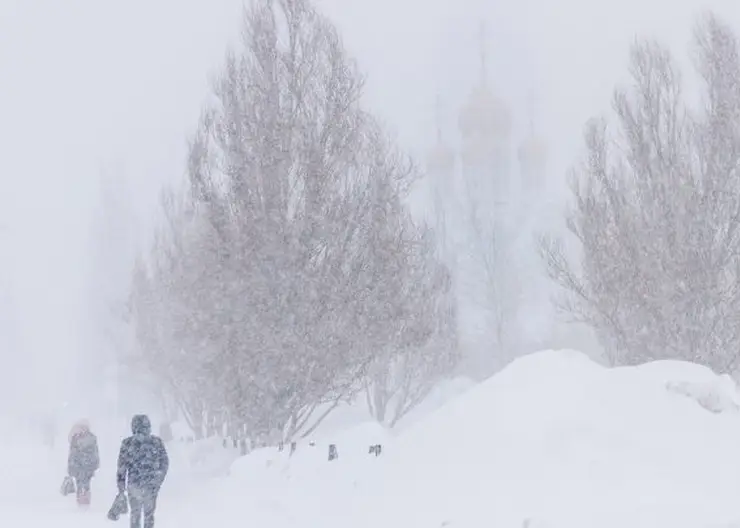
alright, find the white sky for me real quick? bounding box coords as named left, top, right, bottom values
left=0, top=0, right=738, bottom=410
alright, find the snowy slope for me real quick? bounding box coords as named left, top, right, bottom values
left=344, top=350, right=740, bottom=528
left=10, top=349, right=740, bottom=527
left=228, top=349, right=740, bottom=528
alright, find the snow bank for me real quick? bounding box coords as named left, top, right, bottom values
left=175, top=349, right=740, bottom=528
left=634, top=360, right=740, bottom=413
left=343, top=349, right=740, bottom=528
left=203, top=349, right=740, bottom=527
left=170, top=350, right=740, bottom=527
left=16, top=349, right=740, bottom=528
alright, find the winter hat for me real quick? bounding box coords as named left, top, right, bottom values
left=68, top=419, right=90, bottom=442
left=131, top=414, right=151, bottom=435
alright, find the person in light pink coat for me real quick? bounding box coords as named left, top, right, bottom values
left=67, top=420, right=100, bottom=507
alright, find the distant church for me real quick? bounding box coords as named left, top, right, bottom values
left=425, top=25, right=550, bottom=380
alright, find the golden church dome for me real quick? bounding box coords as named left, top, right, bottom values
left=457, top=22, right=512, bottom=142
left=518, top=130, right=547, bottom=170
left=458, top=83, right=512, bottom=142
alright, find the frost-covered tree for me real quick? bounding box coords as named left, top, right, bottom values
left=364, top=222, right=459, bottom=427
left=127, top=188, right=216, bottom=437
left=129, top=0, right=455, bottom=444
left=462, top=180, right=524, bottom=363
left=542, top=14, right=740, bottom=372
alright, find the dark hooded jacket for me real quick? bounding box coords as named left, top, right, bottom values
left=116, top=415, right=169, bottom=491
left=68, top=425, right=100, bottom=479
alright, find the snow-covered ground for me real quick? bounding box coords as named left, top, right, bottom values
left=8, top=349, right=740, bottom=527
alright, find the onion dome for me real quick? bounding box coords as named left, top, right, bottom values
left=458, top=83, right=512, bottom=142
left=518, top=128, right=547, bottom=173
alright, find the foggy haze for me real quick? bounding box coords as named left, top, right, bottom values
left=6, top=0, right=740, bottom=526
left=0, top=0, right=738, bottom=431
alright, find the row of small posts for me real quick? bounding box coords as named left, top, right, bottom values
left=321, top=443, right=383, bottom=461
left=326, top=443, right=383, bottom=461
left=220, top=437, right=250, bottom=456
left=295, top=442, right=382, bottom=461
left=276, top=441, right=383, bottom=461
left=219, top=436, right=384, bottom=461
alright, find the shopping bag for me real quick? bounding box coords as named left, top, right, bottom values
left=60, top=475, right=76, bottom=496
left=107, top=491, right=129, bottom=521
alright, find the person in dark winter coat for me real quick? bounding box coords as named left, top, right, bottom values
left=67, top=420, right=100, bottom=506
left=117, top=415, right=169, bottom=528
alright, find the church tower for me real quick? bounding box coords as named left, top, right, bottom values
left=458, top=23, right=512, bottom=220
left=454, top=24, right=516, bottom=378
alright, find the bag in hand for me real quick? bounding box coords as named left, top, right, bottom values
left=107, top=491, right=129, bottom=521
left=60, top=476, right=76, bottom=496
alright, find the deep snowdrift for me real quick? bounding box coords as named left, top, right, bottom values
left=223, top=349, right=740, bottom=528
left=342, top=350, right=740, bottom=528
left=10, top=349, right=740, bottom=528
